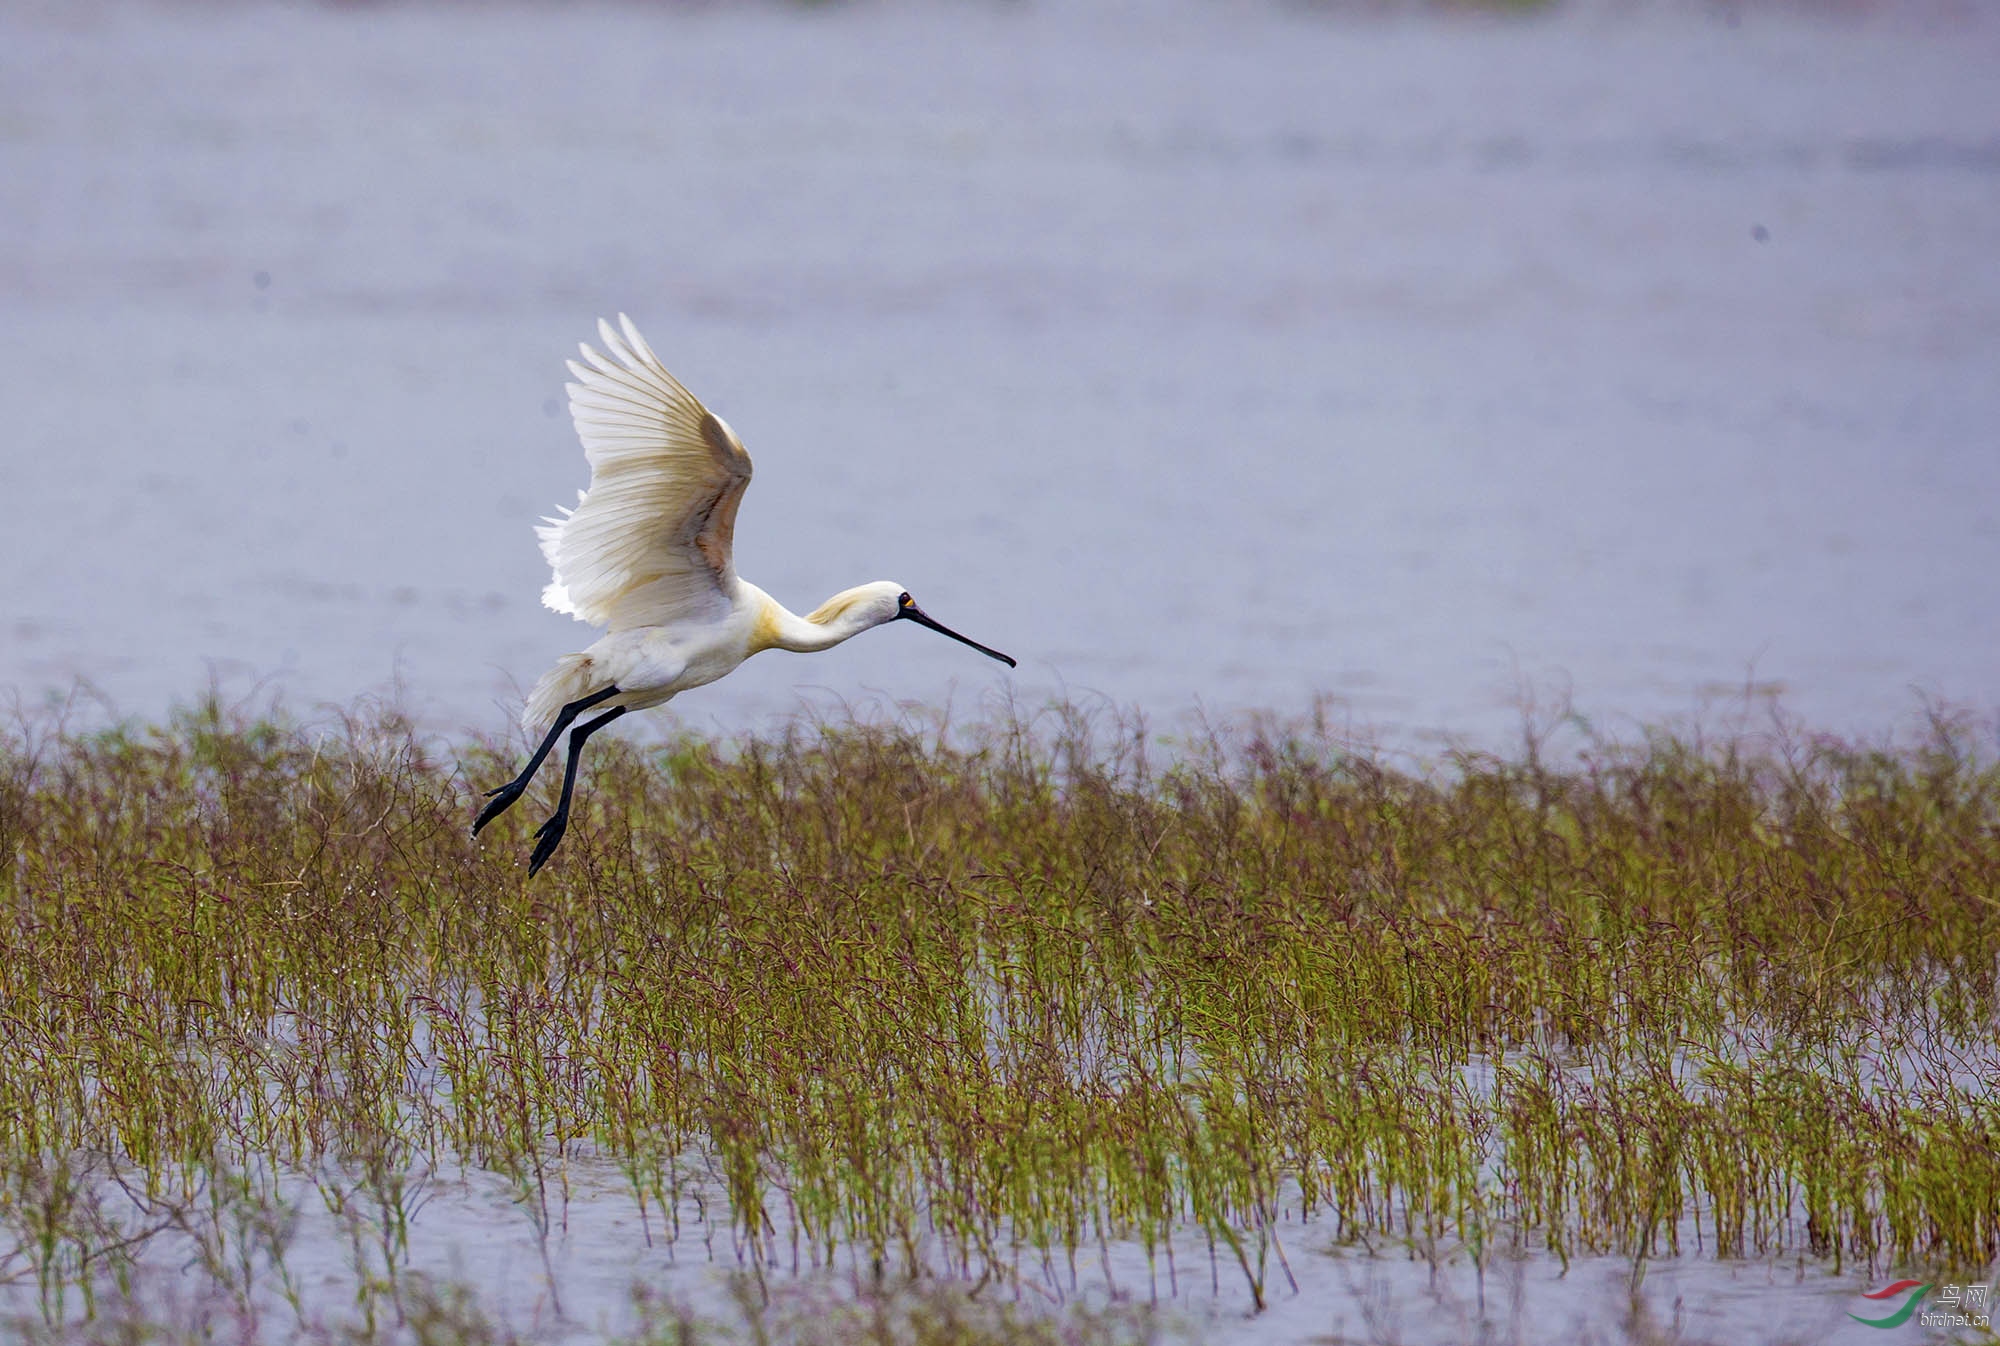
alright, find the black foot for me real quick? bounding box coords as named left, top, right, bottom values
left=472, top=782, right=525, bottom=836
left=527, top=812, right=569, bottom=877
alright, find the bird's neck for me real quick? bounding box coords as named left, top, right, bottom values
left=746, top=584, right=876, bottom=654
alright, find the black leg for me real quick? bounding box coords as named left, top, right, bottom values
left=472, top=685, right=620, bottom=836
left=527, top=705, right=628, bottom=877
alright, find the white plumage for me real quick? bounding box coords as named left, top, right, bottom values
left=536, top=315, right=752, bottom=633
left=477, top=315, right=1016, bottom=876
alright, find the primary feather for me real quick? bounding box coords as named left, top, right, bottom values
left=537, top=314, right=754, bottom=632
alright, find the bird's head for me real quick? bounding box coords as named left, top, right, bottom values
left=855, top=581, right=1016, bottom=667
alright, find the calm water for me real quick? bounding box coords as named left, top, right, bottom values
left=0, top=1156, right=1965, bottom=1346
left=3, top=0, right=1997, bottom=749
left=3, top=5, right=1998, bottom=1333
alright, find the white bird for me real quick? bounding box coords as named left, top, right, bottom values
left=474, top=315, right=1015, bottom=875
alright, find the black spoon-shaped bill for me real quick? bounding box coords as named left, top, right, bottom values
left=897, top=600, right=1016, bottom=668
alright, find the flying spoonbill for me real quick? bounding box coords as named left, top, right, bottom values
left=474, top=315, right=1016, bottom=875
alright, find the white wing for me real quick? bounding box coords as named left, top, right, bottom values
left=538, top=315, right=754, bottom=632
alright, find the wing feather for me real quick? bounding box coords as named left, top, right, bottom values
left=537, top=315, right=754, bottom=631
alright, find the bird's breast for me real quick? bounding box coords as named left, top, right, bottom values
left=673, top=638, right=751, bottom=693
left=662, top=604, right=766, bottom=692
left=747, top=598, right=788, bottom=655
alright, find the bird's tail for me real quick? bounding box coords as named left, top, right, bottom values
left=522, top=652, right=605, bottom=733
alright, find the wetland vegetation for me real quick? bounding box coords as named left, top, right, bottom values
left=0, top=691, right=1996, bottom=1341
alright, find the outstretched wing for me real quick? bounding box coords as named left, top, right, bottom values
left=537, top=315, right=754, bottom=632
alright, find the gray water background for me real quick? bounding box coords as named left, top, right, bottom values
left=4, top=4, right=1999, bottom=1337
left=4, top=0, right=1997, bottom=748
left=2, top=1153, right=1974, bottom=1345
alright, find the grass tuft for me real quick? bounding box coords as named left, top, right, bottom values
left=1, top=691, right=1996, bottom=1334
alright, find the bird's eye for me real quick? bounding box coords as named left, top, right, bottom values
left=898, top=592, right=913, bottom=607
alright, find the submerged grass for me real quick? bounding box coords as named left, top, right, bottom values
left=0, top=690, right=1996, bottom=1333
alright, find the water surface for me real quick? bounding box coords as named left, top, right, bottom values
left=2, top=1, right=1996, bottom=746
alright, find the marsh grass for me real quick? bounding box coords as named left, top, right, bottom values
left=0, top=690, right=1996, bottom=1338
